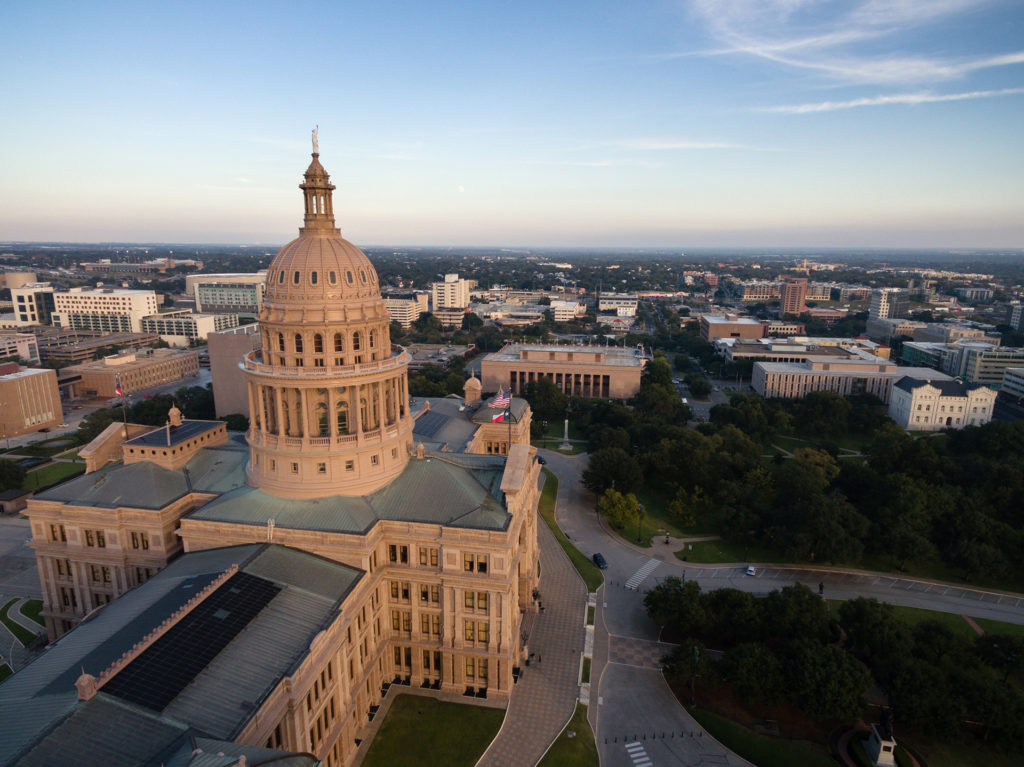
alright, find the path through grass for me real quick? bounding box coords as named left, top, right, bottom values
left=539, top=469, right=603, bottom=592
left=537, top=703, right=599, bottom=767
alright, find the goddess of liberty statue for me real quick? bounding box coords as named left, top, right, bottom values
left=312, top=125, right=319, bottom=154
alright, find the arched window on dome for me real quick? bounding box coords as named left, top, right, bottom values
left=346, top=270, right=354, bottom=284
left=294, top=334, right=304, bottom=353
left=311, top=271, right=318, bottom=285
left=278, top=271, right=285, bottom=284
left=360, top=270, right=367, bottom=283
left=278, top=333, right=285, bottom=352
left=334, top=333, right=344, bottom=352
left=329, top=271, right=337, bottom=285
left=314, top=334, right=324, bottom=353
left=352, top=332, right=361, bottom=351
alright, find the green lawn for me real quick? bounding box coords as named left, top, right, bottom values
left=973, top=617, right=1024, bottom=637
left=0, top=599, right=38, bottom=646
left=674, top=539, right=778, bottom=565
left=532, top=439, right=588, bottom=455
left=360, top=694, right=504, bottom=767
left=581, top=657, right=591, bottom=684
left=686, top=707, right=836, bottom=767
left=911, top=736, right=1024, bottom=767
left=537, top=703, right=599, bottom=767
left=21, top=461, right=85, bottom=490
left=56, top=448, right=83, bottom=461
left=586, top=605, right=595, bottom=626
left=20, top=599, right=45, bottom=627
left=539, top=469, right=604, bottom=592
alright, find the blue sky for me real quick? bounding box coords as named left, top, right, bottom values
left=1, top=0, right=1022, bottom=248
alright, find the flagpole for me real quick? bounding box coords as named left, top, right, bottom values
left=117, top=375, right=128, bottom=438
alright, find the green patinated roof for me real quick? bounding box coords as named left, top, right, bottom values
left=189, top=452, right=510, bottom=533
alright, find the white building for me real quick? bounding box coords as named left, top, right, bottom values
left=184, top=271, right=267, bottom=297
left=383, top=297, right=423, bottom=328
left=194, top=280, right=266, bottom=316
left=550, top=300, right=585, bottom=322
left=0, top=332, right=40, bottom=363
left=431, top=273, right=470, bottom=310
left=869, top=288, right=909, bottom=320
left=598, top=292, right=638, bottom=315
left=1001, top=367, right=1024, bottom=401
left=888, top=376, right=996, bottom=430
left=752, top=358, right=952, bottom=403
left=11, top=282, right=56, bottom=326
left=51, top=287, right=160, bottom=333
left=139, top=310, right=239, bottom=343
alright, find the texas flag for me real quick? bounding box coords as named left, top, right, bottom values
left=115, top=381, right=124, bottom=397
left=492, top=405, right=511, bottom=423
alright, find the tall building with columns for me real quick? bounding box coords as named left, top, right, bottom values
left=19, top=146, right=540, bottom=767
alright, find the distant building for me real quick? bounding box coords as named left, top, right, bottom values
left=38, top=331, right=162, bottom=365
left=955, top=287, right=993, bottom=303
left=431, top=273, right=470, bottom=310
left=52, top=287, right=160, bottom=333
left=11, top=282, right=56, bottom=326
left=804, top=307, right=845, bottom=325
left=739, top=282, right=778, bottom=301
left=193, top=280, right=266, bottom=317
left=806, top=283, right=833, bottom=302
left=752, top=358, right=951, bottom=403
left=383, top=297, right=423, bottom=328
left=433, top=305, right=468, bottom=328
left=722, top=338, right=884, bottom=366
left=405, top=343, right=476, bottom=370
left=1008, top=301, right=1024, bottom=331
left=140, top=309, right=239, bottom=342
left=1001, top=367, right=1024, bottom=401
left=781, top=277, right=807, bottom=315
left=598, top=292, right=638, bottom=316
left=763, top=320, right=806, bottom=336
left=959, top=346, right=1024, bottom=388
left=66, top=348, right=200, bottom=398
left=80, top=257, right=202, bottom=272
left=550, top=300, right=585, bottom=322
left=869, top=288, right=909, bottom=320
left=837, top=285, right=872, bottom=301
left=0, top=331, right=40, bottom=364
left=208, top=323, right=260, bottom=417
left=0, top=366, right=63, bottom=437
left=482, top=342, right=647, bottom=398
left=913, top=322, right=1000, bottom=344
left=865, top=317, right=928, bottom=343
left=888, top=376, right=996, bottom=430
left=1, top=271, right=37, bottom=290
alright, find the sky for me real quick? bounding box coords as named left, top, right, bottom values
left=1, top=0, right=1023, bottom=249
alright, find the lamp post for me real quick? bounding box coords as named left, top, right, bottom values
left=637, top=503, right=645, bottom=543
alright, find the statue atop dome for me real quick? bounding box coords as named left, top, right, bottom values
left=312, top=125, right=319, bottom=155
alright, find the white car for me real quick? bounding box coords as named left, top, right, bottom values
left=745, top=565, right=757, bottom=576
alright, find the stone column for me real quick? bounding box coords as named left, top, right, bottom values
left=354, top=383, right=363, bottom=436
left=376, top=381, right=386, bottom=429
left=246, top=381, right=256, bottom=430
left=328, top=387, right=338, bottom=437
left=300, top=388, right=311, bottom=439
left=275, top=386, right=286, bottom=437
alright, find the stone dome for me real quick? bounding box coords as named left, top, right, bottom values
left=264, top=235, right=381, bottom=304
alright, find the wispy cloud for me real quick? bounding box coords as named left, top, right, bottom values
left=762, top=86, right=1024, bottom=113
left=575, top=139, right=769, bottom=152
left=683, top=0, right=1024, bottom=84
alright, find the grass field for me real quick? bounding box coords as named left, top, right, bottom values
left=537, top=703, right=599, bottom=767
left=20, top=599, right=45, bottom=627
left=973, top=617, right=1024, bottom=637
left=686, top=706, right=836, bottom=767
left=539, top=469, right=604, bottom=592
left=582, top=657, right=591, bottom=683
left=674, top=539, right=779, bottom=565
left=0, top=599, right=37, bottom=646
left=21, top=461, right=85, bottom=490
left=533, top=439, right=588, bottom=455
left=360, top=694, right=504, bottom=767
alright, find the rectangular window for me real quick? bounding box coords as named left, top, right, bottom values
left=430, top=585, right=439, bottom=603
left=317, top=462, right=326, bottom=474
left=402, top=612, right=411, bottom=632
left=291, top=462, right=299, bottom=474
left=464, top=620, right=474, bottom=641
left=477, top=555, right=488, bottom=574
left=401, top=582, right=410, bottom=600
left=478, top=622, right=489, bottom=643
left=477, top=592, right=488, bottom=610
left=464, top=591, right=474, bottom=609
left=390, top=581, right=399, bottom=599
left=85, top=530, right=95, bottom=547
left=400, top=545, right=408, bottom=564
left=465, top=657, right=475, bottom=678
left=464, top=553, right=474, bottom=572
left=479, top=659, right=488, bottom=680
left=389, top=545, right=398, bottom=563
left=421, top=614, right=430, bottom=634
left=371, top=454, right=379, bottom=466
left=391, top=610, right=401, bottom=631
left=96, top=531, right=106, bottom=549
left=420, top=585, right=429, bottom=602
left=419, top=548, right=428, bottom=566
left=430, top=549, right=438, bottom=567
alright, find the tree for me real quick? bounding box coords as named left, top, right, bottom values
left=685, top=374, right=711, bottom=398
left=0, top=458, right=27, bottom=491
left=461, top=312, right=483, bottom=330
left=784, top=640, right=871, bottom=720
left=642, top=356, right=673, bottom=388
left=720, top=643, right=784, bottom=705
left=596, top=488, right=641, bottom=529
left=523, top=377, right=568, bottom=422
left=582, top=448, right=642, bottom=495
left=221, top=413, right=249, bottom=431
left=644, top=576, right=707, bottom=635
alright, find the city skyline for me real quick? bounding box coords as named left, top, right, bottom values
left=2, top=0, right=1023, bottom=248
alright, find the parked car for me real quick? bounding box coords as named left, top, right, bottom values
left=536, top=456, right=546, bottom=465
left=592, top=553, right=608, bottom=569
left=745, top=565, right=757, bottom=576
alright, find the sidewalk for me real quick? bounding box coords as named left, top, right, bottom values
left=476, top=520, right=587, bottom=767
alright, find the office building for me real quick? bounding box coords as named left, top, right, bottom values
left=52, top=287, right=160, bottom=333
left=38, top=331, right=162, bottom=365
left=959, top=346, right=1024, bottom=388
left=1008, top=301, right=1024, bottom=332
left=699, top=314, right=764, bottom=343
left=888, top=377, right=996, bottom=430
left=550, top=300, right=585, bottom=322
left=781, top=277, right=808, bottom=315
left=752, top=358, right=951, bottom=403
left=865, top=318, right=928, bottom=343
left=66, top=348, right=200, bottom=397
left=383, top=297, right=422, bottom=328
left=430, top=273, right=470, bottom=310
left=482, top=342, right=648, bottom=398
left=913, top=322, right=1000, bottom=345
left=0, top=332, right=40, bottom=364
left=869, top=288, right=909, bottom=320
left=1001, top=367, right=1024, bottom=400
left=1, top=271, right=38, bottom=290
left=194, top=280, right=267, bottom=317
left=140, top=309, right=239, bottom=342
left=0, top=366, right=63, bottom=437
left=208, top=323, right=261, bottom=417
left=597, top=292, right=638, bottom=316
left=11, top=282, right=56, bottom=326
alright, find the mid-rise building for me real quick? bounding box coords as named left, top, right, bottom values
left=430, top=273, right=470, bottom=310
left=1, top=271, right=37, bottom=290
left=194, top=279, right=267, bottom=317
left=869, top=288, right=909, bottom=320
left=806, top=283, right=834, bottom=302
left=11, top=282, right=56, bottom=326
left=208, top=323, right=261, bottom=417
left=1001, top=367, right=1024, bottom=401
left=433, top=306, right=468, bottom=328
left=80, top=257, right=202, bottom=272
left=0, top=331, right=40, bottom=363
left=865, top=317, right=928, bottom=343
left=38, top=331, right=162, bottom=365
left=1008, top=301, right=1024, bottom=331
left=0, top=365, right=63, bottom=437
left=955, top=287, right=993, bottom=303
left=140, top=309, right=239, bottom=342
left=739, top=282, right=778, bottom=301
left=752, top=358, right=951, bottom=402
left=597, top=292, right=638, bottom=316
left=699, top=314, right=764, bottom=343
left=913, top=322, right=1000, bottom=345
left=383, top=297, right=422, bottom=328
left=482, top=342, right=648, bottom=398
left=959, top=346, right=1024, bottom=388
left=550, top=300, right=585, bottom=322
left=52, top=287, right=160, bottom=333
left=66, top=348, right=200, bottom=397
left=888, top=377, right=996, bottom=430
left=781, top=277, right=808, bottom=315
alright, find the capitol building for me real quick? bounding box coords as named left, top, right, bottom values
left=1, top=146, right=541, bottom=767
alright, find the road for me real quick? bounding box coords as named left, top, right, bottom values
left=538, top=447, right=1024, bottom=767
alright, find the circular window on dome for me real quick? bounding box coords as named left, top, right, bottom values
left=359, top=269, right=367, bottom=283
left=346, top=270, right=354, bottom=284
left=329, top=271, right=337, bottom=285
left=311, top=271, right=318, bottom=285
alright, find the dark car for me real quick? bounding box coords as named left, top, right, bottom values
left=536, top=456, right=546, bottom=465
left=592, top=553, right=608, bottom=569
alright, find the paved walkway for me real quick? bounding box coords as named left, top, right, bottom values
left=476, top=482, right=587, bottom=767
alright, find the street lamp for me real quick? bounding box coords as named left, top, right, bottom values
left=637, top=503, right=645, bottom=543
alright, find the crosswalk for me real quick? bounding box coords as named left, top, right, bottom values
left=625, top=559, right=660, bottom=590
left=625, top=741, right=651, bottom=766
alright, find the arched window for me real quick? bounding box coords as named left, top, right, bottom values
left=346, top=270, right=354, bottom=284
left=314, top=334, right=323, bottom=353
left=336, top=402, right=349, bottom=434
left=316, top=401, right=328, bottom=437
left=278, top=270, right=285, bottom=283
left=329, top=271, right=337, bottom=284
left=293, top=271, right=301, bottom=285
left=360, top=270, right=367, bottom=283
left=334, top=333, right=343, bottom=352
left=294, top=334, right=304, bottom=353
left=277, top=333, right=285, bottom=352
left=369, top=330, right=376, bottom=348
left=311, top=271, right=318, bottom=285
left=352, top=332, right=361, bottom=351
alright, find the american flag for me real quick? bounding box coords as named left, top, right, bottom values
left=490, top=389, right=510, bottom=409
